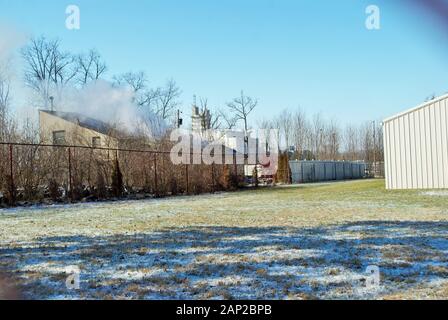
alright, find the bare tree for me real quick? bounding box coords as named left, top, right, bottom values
left=292, top=108, right=309, bottom=159
left=113, top=71, right=148, bottom=106
left=76, top=49, right=107, bottom=86
left=112, top=71, right=163, bottom=111
left=0, top=68, right=15, bottom=142
left=325, top=119, right=341, bottom=160
left=343, top=125, right=358, bottom=160
left=154, top=79, right=181, bottom=120
left=0, top=69, right=10, bottom=115
left=374, top=121, right=384, bottom=164
left=22, top=36, right=77, bottom=106
left=140, top=87, right=161, bottom=109
left=112, top=73, right=181, bottom=135
left=226, top=91, right=257, bottom=132
left=219, top=109, right=238, bottom=129
left=271, top=116, right=282, bottom=153
left=277, top=109, right=293, bottom=151
left=113, top=71, right=147, bottom=94
left=257, top=118, right=272, bottom=131
left=257, top=118, right=277, bottom=153
left=360, top=122, right=373, bottom=162
left=198, top=97, right=221, bottom=130
left=311, top=113, right=324, bottom=159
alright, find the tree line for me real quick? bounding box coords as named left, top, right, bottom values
left=1, top=35, right=384, bottom=166
left=258, top=108, right=384, bottom=163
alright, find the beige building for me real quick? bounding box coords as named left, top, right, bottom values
left=383, top=94, right=448, bottom=189
left=39, top=110, right=119, bottom=149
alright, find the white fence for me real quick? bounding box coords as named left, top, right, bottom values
left=289, top=160, right=367, bottom=183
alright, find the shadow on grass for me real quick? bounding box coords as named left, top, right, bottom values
left=1, top=220, right=447, bottom=299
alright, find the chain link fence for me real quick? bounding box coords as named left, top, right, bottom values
left=0, top=142, right=243, bottom=206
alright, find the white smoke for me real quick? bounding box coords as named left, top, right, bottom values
left=0, top=24, right=27, bottom=61
left=0, top=25, right=167, bottom=139
left=55, top=80, right=168, bottom=140
left=0, top=24, right=29, bottom=119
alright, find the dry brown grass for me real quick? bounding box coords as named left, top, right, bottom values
left=1, top=179, right=448, bottom=300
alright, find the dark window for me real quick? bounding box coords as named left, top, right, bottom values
left=52, top=131, right=66, bottom=145
left=92, top=137, right=101, bottom=147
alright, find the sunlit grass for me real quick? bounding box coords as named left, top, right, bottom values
left=1, top=179, right=447, bottom=299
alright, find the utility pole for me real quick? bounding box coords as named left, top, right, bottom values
left=177, top=110, right=183, bottom=128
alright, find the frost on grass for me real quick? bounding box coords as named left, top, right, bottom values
left=421, top=191, right=448, bottom=197
left=1, top=224, right=447, bottom=300
left=0, top=180, right=447, bottom=300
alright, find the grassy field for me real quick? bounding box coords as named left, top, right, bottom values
left=0, top=179, right=447, bottom=299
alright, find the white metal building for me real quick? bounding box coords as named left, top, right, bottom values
left=383, top=94, right=448, bottom=189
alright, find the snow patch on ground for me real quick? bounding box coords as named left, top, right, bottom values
left=0, top=223, right=446, bottom=300
left=1, top=181, right=447, bottom=299
left=421, top=191, right=448, bottom=197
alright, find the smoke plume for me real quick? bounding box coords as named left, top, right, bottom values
left=56, top=80, right=168, bottom=139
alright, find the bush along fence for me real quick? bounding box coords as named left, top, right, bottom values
left=0, top=142, right=244, bottom=207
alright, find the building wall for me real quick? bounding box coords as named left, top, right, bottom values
left=39, top=111, right=118, bottom=149
left=289, top=160, right=366, bottom=183
left=383, top=95, right=448, bottom=189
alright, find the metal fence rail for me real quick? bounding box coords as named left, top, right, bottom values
left=0, top=142, right=243, bottom=206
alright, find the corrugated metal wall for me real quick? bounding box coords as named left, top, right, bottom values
left=383, top=95, right=448, bottom=189
left=289, top=161, right=367, bottom=183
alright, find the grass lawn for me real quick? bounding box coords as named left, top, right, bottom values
left=0, top=179, right=447, bottom=299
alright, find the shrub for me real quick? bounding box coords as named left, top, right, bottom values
left=276, top=152, right=292, bottom=184
left=95, top=173, right=108, bottom=199
left=5, top=175, right=15, bottom=205
left=252, top=166, right=259, bottom=188
left=111, top=159, right=124, bottom=197
left=170, top=177, right=179, bottom=196
left=219, top=165, right=239, bottom=190
left=48, top=179, right=61, bottom=200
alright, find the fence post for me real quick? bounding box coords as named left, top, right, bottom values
left=324, top=162, right=327, bottom=180
left=334, top=162, right=337, bottom=180
left=211, top=163, right=215, bottom=193
left=301, top=161, right=304, bottom=183
left=287, top=159, right=291, bottom=184
left=9, top=144, right=15, bottom=205
left=233, top=150, right=237, bottom=176
left=68, top=147, right=72, bottom=201
left=185, top=164, right=189, bottom=194
left=154, top=153, right=158, bottom=197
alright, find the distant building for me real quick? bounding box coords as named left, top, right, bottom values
left=39, top=110, right=119, bottom=149
left=191, top=104, right=212, bottom=140
left=189, top=102, right=277, bottom=177
left=383, top=94, right=448, bottom=189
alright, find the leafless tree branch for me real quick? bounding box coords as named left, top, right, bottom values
left=226, top=90, right=257, bottom=132
left=76, top=49, right=107, bottom=85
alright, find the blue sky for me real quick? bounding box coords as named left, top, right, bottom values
left=1, top=0, right=448, bottom=126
